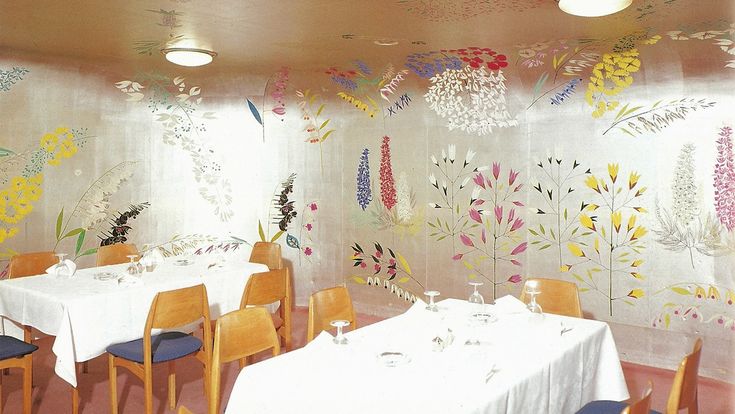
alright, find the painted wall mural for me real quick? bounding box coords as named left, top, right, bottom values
left=0, top=67, right=29, bottom=92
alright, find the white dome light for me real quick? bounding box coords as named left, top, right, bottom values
left=558, top=0, right=632, bottom=17
left=162, top=48, right=217, bottom=67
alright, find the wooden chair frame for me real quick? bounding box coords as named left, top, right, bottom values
left=623, top=380, right=653, bottom=414
left=239, top=269, right=292, bottom=350
left=248, top=242, right=282, bottom=270
left=8, top=251, right=57, bottom=279
left=664, top=338, right=703, bottom=414
left=210, top=307, right=280, bottom=414
left=306, top=286, right=356, bottom=343
left=0, top=346, right=34, bottom=414
left=519, top=278, right=583, bottom=318
left=96, top=243, right=139, bottom=267
left=108, top=284, right=212, bottom=414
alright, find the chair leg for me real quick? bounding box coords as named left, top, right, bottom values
left=23, top=356, right=32, bottom=414
left=1, top=368, right=4, bottom=414
left=168, top=360, right=176, bottom=410
left=144, top=363, right=153, bottom=414
left=108, top=355, right=118, bottom=414
left=71, top=386, right=79, bottom=414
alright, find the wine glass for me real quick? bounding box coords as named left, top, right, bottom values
left=469, top=281, right=484, bottom=308
left=53, top=253, right=72, bottom=278
left=526, top=285, right=544, bottom=323
left=424, top=290, right=440, bottom=312
left=126, top=255, right=141, bottom=276
left=330, top=320, right=350, bottom=345
left=465, top=281, right=485, bottom=345
left=140, top=247, right=164, bottom=272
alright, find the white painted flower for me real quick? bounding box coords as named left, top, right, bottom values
left=441, top=149, right=447, bottom=162
left=448, top=145, right=456, bottom=163
left=431, top=154, right=438, bottom=166
left=465, top=148, right=476, bottom=164
left=471, top=187, right=481, bottom=201
left=459, top=176, right=470, bottom=189
left=428, top=173, right=437, bottom=187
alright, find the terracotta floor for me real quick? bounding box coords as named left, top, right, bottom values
left=2, top=308, right=733, bottom=413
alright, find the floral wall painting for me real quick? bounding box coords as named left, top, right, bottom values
left=114, top=74, right=232, bottom=221
left=0, top=127, right=88, bottom=245
left=453, top=162, right=525, bottom=300
left=286, top=201, right=318, bottom=265
left=350, top=241, right=419, bottom=303
left=714, top=126, right=735, bottom=231
left=666, top=23, right=735, bottom=69
left=52, top=160, right=139, bottom=259
left=396, top=0, right=544, bottom=22
left=529, top=157, right=591, bottom=269
left=0, top=67, right=29, bottom=92
left=561, top=164, right=647, bottom=317
left=356, top=148, right=372, bottom=211
left=257, top=173, right=297, bottom=244
left=296, top=89, right=335, bottom=174
left=653, top=281, right=735, bottom=333
left=425, top=65, right=517, bottom=136
left=385, top=93, right=412, bottom=117
left=146, top=8, right=183, bottom=30
left=602, top=98, right=716, bottom=137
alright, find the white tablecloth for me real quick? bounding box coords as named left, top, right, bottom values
left=225, top=297, right=628, bottom=414
left=0, top=257, right=268, bottom=387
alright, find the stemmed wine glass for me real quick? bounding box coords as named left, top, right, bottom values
left=424, top=290, right=440, bottom=312
left=526, top=285, right=544, bottom=323
left=53, top=253, right=73, bottom=278
left=126, top=255, right=142, bottom=276
left=330, top=320, right=350, bottom=345
left=466, top=281, right=485, bottom=345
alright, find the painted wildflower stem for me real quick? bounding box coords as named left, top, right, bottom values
left=454, top=163, right=525, bottom=300
left=427, top=145, right=480, bottom=252
left=529, top=157, right=591, bottom=268
left=563, top=164, right=647, bottom=316
left=356, top=148, right=372, bottom=210
left=714, top=126, right=735, bottom=230
left=350, top=242, right=425, bottom=290
left=602, top=98, right=716, bottom=136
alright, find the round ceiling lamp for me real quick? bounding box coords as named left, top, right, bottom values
left=558, top=0, right=632, bottom=17
left=162, top=48, right=217, bottom=67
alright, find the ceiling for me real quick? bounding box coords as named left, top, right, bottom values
left=0, top=0, right=732, bottom=73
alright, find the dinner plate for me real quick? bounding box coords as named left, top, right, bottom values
left=174, top=259, right=194, bottom=266
left=93, top=272, right=120, bottom=281
left=472, top=311, right=498, bottom=324
left=377, top=351, right=410, bottom=367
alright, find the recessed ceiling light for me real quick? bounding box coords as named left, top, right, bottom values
left=161, top=48, right=217, bottom=67
left=558, top=0, right=632, bottom=17
left=374, top=39, right=399, bottom=46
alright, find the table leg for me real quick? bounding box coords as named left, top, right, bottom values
left=71, top=385, right=79, bottom=414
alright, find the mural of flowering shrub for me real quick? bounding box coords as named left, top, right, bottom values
left=296, top=89, right=335, bottom=174
left=528, top=157, right=591, bottom=268
left=453, top=162, right=525, bottom=300
left=356, top=148, right=372, bottom=210
left=425, top=66, right=517, bottom=135
left=257, top=173, right=296, bottom=243
left=666, top=23, right=735, bottom=69
left=562, top=164, right=647, bottom=316
left=652, top=282, right=735, bottom=333
left=349, top=241, right=420, bottom=302
left=286, top=201, right=318, bottom=264
left=0, top=66, right=30, bottom=92
left=714, top=126, right=735, bottom=231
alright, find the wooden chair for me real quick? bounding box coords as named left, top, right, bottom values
left=178, top=406, right=194, bottom=414
left=107, top=284, right=212, bottom=414
left=248, top=242, right=282, bottom=270
left=210, top=307, right=280, bottom=414
left=8, top=251, right=57, bottom=278
left=575, top=381, right=653, bottom=413
left=519, top=278, right=583, bottom=318
left=306, top=286, right=356, bottom=343
left=0, top=336, right=38, bottom=414
left=663, top=337, right=703, bottom=414
left=96, top=243, right=139, bottom=266
left=239, top=269, right=292, bottom=350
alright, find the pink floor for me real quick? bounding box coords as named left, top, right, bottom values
left=2, top=308, right=733, bottom=413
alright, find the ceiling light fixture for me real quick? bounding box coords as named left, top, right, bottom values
left=162, top=47, right=217, bottom=67
left=374, top=39, right=399, bottom=46
left=558, top=0, right=632, bottom=17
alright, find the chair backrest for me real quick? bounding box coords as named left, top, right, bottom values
left=666, top=338, right=703, bottom=413
left=307, top=286, right=356, bottom=342
left=249, top=241, right=282, bottom=270
left=8, top=251, right=58, bottom=278
left=519, top=278, right=583, bottom=318
left=178, top=406, right=194, bottom=414
left=240, top=269, right=288, bottom=308
left=211, top=307, right=280, bottom=414
left=623, top=380, right=653, bottom=414
left=96, top=243, right=139, bottom=266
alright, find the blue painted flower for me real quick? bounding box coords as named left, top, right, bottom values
left=356, top=148, right=372, bottom=210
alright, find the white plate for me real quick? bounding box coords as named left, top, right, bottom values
left=377, top=351, right=410, bottom=367
left=93, top=272, right=120, bottom=281
left=472, top=312, right=498, bottom=324
left=174, top=259, right=194, bottom=266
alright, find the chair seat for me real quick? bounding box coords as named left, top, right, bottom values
left=0, top=335, right=38, bottom=360
left=576, top=400, right=662, bottom=414
left=107, top=331, right=202, bottom=364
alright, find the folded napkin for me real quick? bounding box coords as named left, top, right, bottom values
left=45, top=259, right=77, bottom=277
left=493, top=294, right=529, bottom=314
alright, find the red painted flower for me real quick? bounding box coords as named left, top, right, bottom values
left=303, top=247, right=313, bottom=256
left=305, top=223, right=313, bottom=231
left=507, top=274, right=522, bottom=284
left=310, top=202, right=318, bottom=211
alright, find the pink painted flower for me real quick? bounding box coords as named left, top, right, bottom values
left=714, top=126, right=735, bottom=230
left=494, top=206, right=503, bottom=224
left=360, top=262, right=367, bottom=268
left=379, top=136, right=397, bottom=210
left=507, top=274, right=522, bottom=283
left=304, top=247, right=313, bottom=256
left=508, top=169, right=519, bottom=186
left=510, top=259, right=522, bottom=266
left=389, top=258, right=396, bottom=265
left=510, top=242, right=527, bottom=255
left=375, top=250, right=382, bottom=258
left=305, top=223, right=313, bottom=231
left=310, top=202, right=318, bottom=211
left=452, top=253, right=464, bottom=260
left=510, top=218, right=524, bottom=232
left=460, top=233, right=474, bottom=247
left=272, top=107, right=286, bottom=116
left=469, top=208, right=483, bottom=224
left=513, top=201, right=524, bottom=207
left=473, top=173, right=486, bottom=189
left=387, top=268, right=396, bottom=276
left=492, top=162, right=501, bottom=180
left=508, top=208, right=515, bottom=222
left=481, top=228, right=486, bottom=244
left=374, top=263, right=381, bottom=272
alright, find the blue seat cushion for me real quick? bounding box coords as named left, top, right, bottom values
left=576, top=400, right=662, bottom=414
left=107, top=331, right=202, bottom=364
left=0, top=335, right=38, bottom=360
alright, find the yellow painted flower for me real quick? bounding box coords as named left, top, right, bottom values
left=585, top=204, right=599, bottom=211
left=631, top=226, right=647, bottom=240
left=631, top=259, right=643, bottom=267
left=611, top=211, right=622, bottom=232
left=10, top=176, right=25, bottom=192
left=607, top=163, right=619, bottom=183
left=627, top=215, right=637, bottom=232
left=630, top=272, right=644, bottom=280
left=726, top=290, right=735, bottom=305
left=629, top=171, right=640, bottom=189
left=627, top=289, right=644, bottom=299
left=585, top=176, right=600, bottom=193
left=580, top=214, right=596, bottom=231
left=40, top=133, right=58, bottom=152
left=0, top=227, right=19, bottom=244
left=11, top=196, right=32, bottom=216
left=635, top=186, right=647, bottom=196
left=643, top=35, right=662, bottom=45
left=560, top=264, right=571, bottom=272
left=707, top=286, right=720, bottom=300
left=58, top=138, right=78, bottom=158
left=567, top=242, right=585, bottom=257
left=694, top=286, right=706, bottom=299
left=594, top=237, right=600, bottom=253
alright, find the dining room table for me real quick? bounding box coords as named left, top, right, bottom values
left=0, top=254, right=269, bottom=413
left=224, top=296, right=629, bottom=414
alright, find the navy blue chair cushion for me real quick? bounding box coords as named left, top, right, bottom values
left=576, top=400, right=662, bottom=414
left=106, top=331, right=202, bottom=364
left=0, top=335, right=38, bottom=360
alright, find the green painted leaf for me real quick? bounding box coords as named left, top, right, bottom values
left=619, top=127, right=636, bottom=137
left=77, top=247, right=97, bottom=258
left=55, top=208, right=64, bottom=240
left=246, top=99, right=263, bottom=125
left=258, top=221, right=266, bottom=242
left=75, top=229, right=86, bottom=255
left=671, top=287, right=691, bottom=295
left=614, top=103, right=630, bottom=121
left=528, top=228, right=539, bottom=236
left=532, top=73, right=549, bottom=98
left=539, top=244, right=552, bottom=250
left=0, top=148, right=14, bottom=157
left=270, top=230, right=284, bottom=242
left=352, top=276, right=367, bottom=285
left=316, top=104, right=325, bottom=117
left=61, top=228, right=83, bottom=240
left=539, top=224, right=546, bottom=235
left=396, top=252, right=412, bottom=275
left=320, top=130, right=334, bottom=142
left=319, top=119, right=330, bottom=130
